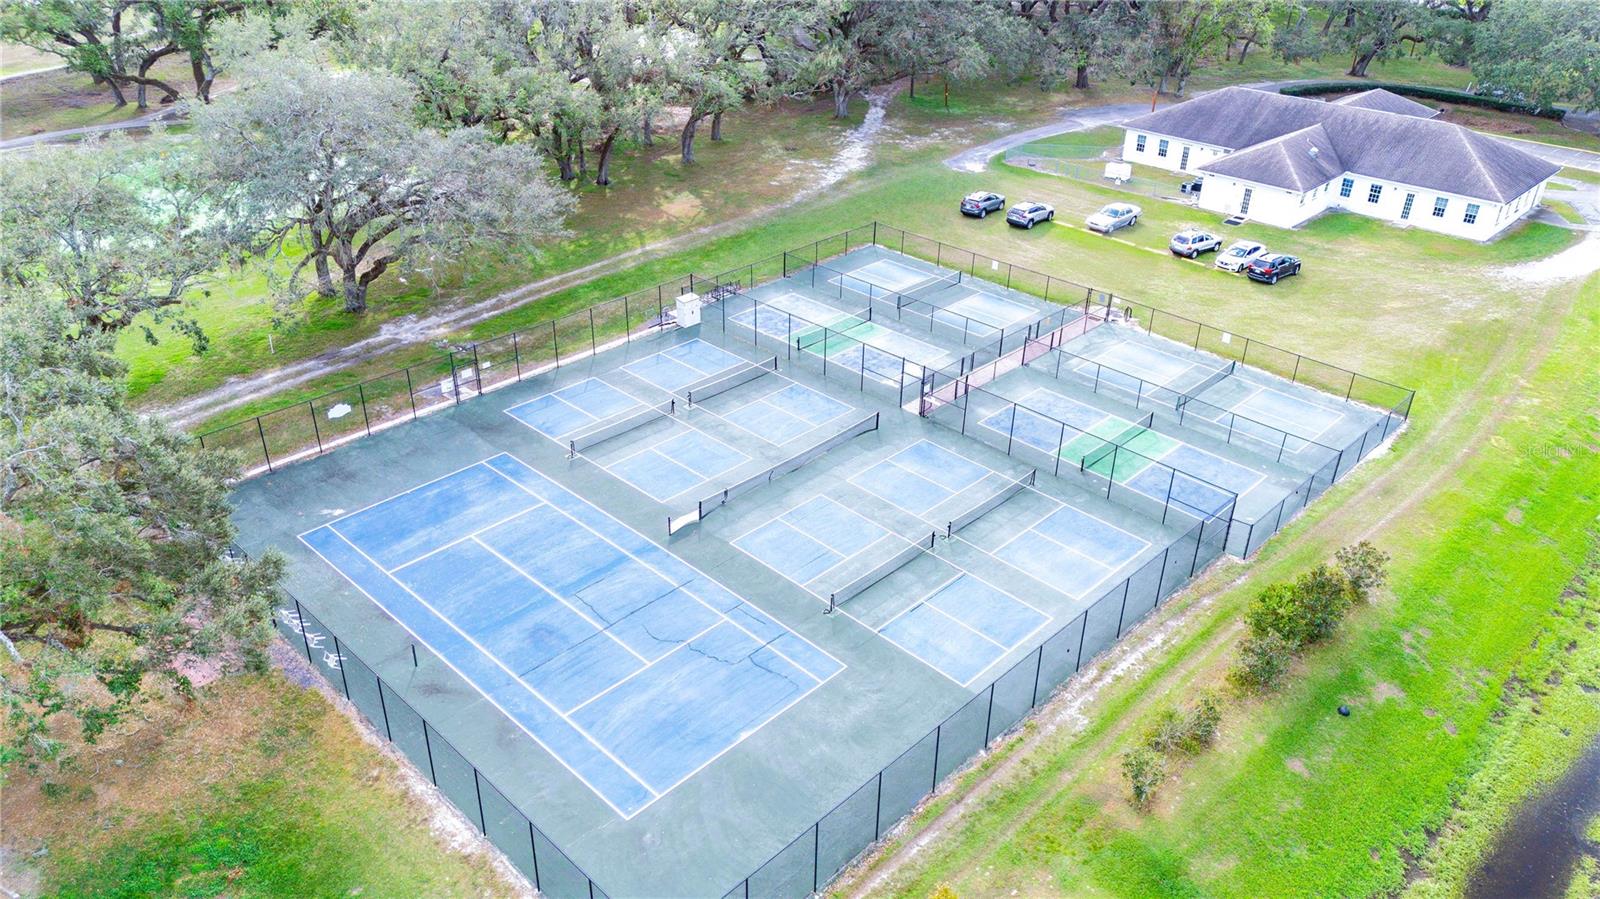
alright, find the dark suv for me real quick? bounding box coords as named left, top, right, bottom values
left=960, top=191, right=1006, bottom=218
left=1246, top=254, right=1302, bottom=284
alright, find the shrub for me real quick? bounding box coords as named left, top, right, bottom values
left=1143, top=693, right=1223, bottom=755
left=929, top=885, right=960, bottom=899
left=1245, top=581, right=1305, bottom=644
left=1230, top=630, right=1296, bottom=693
left=1180, top=692, right=1222, bottom=752
left=1336, top=541, right=1390, bottom=601
left=1122, top=746, right=1165, bottom=807
left=1292, top=563, right=1356, bottom=646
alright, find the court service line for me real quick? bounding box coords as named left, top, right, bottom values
left=483, top=458, right=840, bottom=681
left=307, top=528, right=660, bottom=814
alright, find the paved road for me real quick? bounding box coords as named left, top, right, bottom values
left=0, top=105, right=181, bottom=151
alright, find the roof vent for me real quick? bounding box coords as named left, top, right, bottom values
left=1308, top=146, right=1320, bottom=158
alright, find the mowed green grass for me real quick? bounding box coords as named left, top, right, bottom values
left=834, top=238, right=1600, bottom=899
left=11, top=675, right=519, bottom=897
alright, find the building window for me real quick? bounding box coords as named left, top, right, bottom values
left=1400, top=193, right=1415, bottom=220
left=1367, top=183, right=1383, bottom=203
left=1135, top=134, right=1146, bottom=153
left=1179, top=145, right=1190, bottom=170
left=1464, top=203, right=1480, bottom=225
left=1158, top=139, right=1169, bottom=158
left=1339, top=177, right=1354, bottom=198
left=1432, top=197, right=1448, bottom=218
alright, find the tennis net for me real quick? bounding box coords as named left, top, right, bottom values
left=828, top=531, right=937, bottom=613
left=898, top=271, right=963, bottom=308
left=1079, top=411, right=1157, bottom=474
left=946, top=469, right=1036, bottom=539
left=684, top=356, right=779, bottom=406
left=1173, top=361, right=1236, bottom=412
left=568, top=398, right=675, bottom=456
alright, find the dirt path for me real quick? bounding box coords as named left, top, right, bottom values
left=840, top=263, right=1583, bottom=897
left=159, top=82, right=905, bottom=430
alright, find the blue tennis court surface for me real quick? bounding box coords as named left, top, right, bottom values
left=503, top=378, right=641, bottom=442
left=849, top=440, right=994, bottom=517
left=880, top=574, right=1049, bottom=685
left=718, top=383, right=852, bottom=444
left=605, top=426, right=748, bottom=501
left=733, top=496, right=889, bottom=592
left=989, top=502, right=1150, bottom=599
left=299, top=452, right=842, bottom=818
left=622, top=339, right=750, bottom=392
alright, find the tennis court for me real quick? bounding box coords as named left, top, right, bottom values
left=845, top=257, right=939, bottom=293
left=958, top=488, right=1153, bottom=601
left=725, top=290, right=956, bottom=386
left=298, top=452, right=842, bottom=818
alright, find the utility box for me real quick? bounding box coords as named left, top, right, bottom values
left=675, top=292, right=703, bottom=328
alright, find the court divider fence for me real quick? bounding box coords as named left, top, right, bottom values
left=233, top=546, right=616, bottom=899
left=208, top=221, right=1415, bottom=898
left=717, top=484, right=1229, bottom=898
left=194, top=277, right=693, bottom=478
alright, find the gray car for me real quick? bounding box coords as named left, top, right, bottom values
left=1006, top=201, right=1055, bottom=229
left=1086, top=202, right=1141, bottom=233
left=1169, top=229, right=1221, bottom=258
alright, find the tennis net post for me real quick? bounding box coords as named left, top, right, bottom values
left=827, top=531, right=937, bottom=614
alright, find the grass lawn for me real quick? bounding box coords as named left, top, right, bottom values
left=0, top=41, right=59, bottom=76
left=1014, top=125, right=1125, bottom=160
left=1545, top=199, right=1587, bottom=224
left=1432, top=101, right=1600, bottom=154
left=0, top=56, right=195, bottom=140
left=4, top=672, right=522, bottom=897
left=1562, top=167, right=1600, bottom=186
left=1183, top=47, right=1474, bottom=93
left=831, top=234, right=1600, bottom=899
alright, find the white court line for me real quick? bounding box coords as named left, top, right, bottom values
left=483, top=458, right=839, bottom=682
left=296, top=531, right=647, bottom=820
left=317, top=527, right=663, bottom=808
left=563, top=617, right=727, bottom=716
left=993, top=499, right=1116, bottom=576
left=482, top=458, right=851, bottom=810
left=593, top=422, right=753, bottom=505
left=302, top=453, right=843, bottom=818
left=846, top=459, right=952, bottom=523
left=730, top=496, right=893, bottom=590
left=503, top=380, right=643, bottom=450
left=467, top=535, right=650, bottom=665
left=874, top=569, right=1058, bottom=688
left=1146, top=441, right=1268, bottom=500
left=1239, top=384, right=1344, bottom=443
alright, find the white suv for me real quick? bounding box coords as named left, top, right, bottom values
left=1215, top=240, right=1268, bottom=272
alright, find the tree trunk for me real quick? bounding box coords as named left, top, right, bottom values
left=1074, top=64, right=1090, bottom=90
left=909, top=72, right=915, bottom=98
left=341, top=271, right=367, bottom=314
left=105, top=76, right=128, bottom=108
left=680, top=113, right=701, bottom=164
left=832, top=81, right=850, bottom=118
left=641, top=110, right=653, bottom=146
left=136, top=80, right=148, bottom=109
left=710, top=111, right=723, bottom=141
left=943, top=77, right=949, bottom=110
left=1237, top=37, right=1254, bottom=64
left=594, top=129, right=619, bottom=186
left=191, top=54, right=214, bottom=103
left=313, top=253, right=336, bottom=299
left=1349, top=48, right=1377, bottom=77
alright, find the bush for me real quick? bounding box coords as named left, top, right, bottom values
left=1122, top=746, right=1165, bottom=807
left=1292, top=564, right=1356, bottom=646
left=1231, top=630, right=1296, bottom=693
left=1245, top=581, right=1306, bottom=644
left=1143, top=692, right=1223, bottom=755
left=929, top=885, right=959, bottom=899
left=1336, top=541, right=1390, bottom=601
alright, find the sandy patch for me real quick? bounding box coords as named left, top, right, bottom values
left=1496, top=233, right=1600, bottom=285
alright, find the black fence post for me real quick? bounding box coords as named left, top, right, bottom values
left=405, top=367, right=419, bottom=419
left=307, top=401, right=324, bottom=454
left=331, top=635, right=350, bottom=697
left=357, top=384, right=372, bottom=436
left=931, top=725, right=943, bottom=791
left=375, top=678, right=394, bottom=741
left=255, top=418, right=272, bottom=472
left=447, top=352, right=460, bottom=405
left=472, top=769, right=487, bottom=834
left=528, top=822, right=542, bottom=890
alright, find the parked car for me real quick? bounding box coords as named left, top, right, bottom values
left=1246, top=253, right=1302, bottom=284
left=1169, top=229, right=1221, bottom=258
left=1179, top=178, right=1203, bottom=196
left=1086, top=203, right=1141, bottom=233
left=1215, top=240, right=1269, bottom=272
left=960, top=191, right=1006, bottom=218
left=1006, top=201, right=1055, bottom=229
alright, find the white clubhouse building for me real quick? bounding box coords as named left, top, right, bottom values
left=1121, top=87, right=1559, bottom=239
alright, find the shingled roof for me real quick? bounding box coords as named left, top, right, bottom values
left=1330, top=88, right=1440, bottom=119
left=1123, top=87, right=1557, bottom=203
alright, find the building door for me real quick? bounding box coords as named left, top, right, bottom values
left=1240, top=187, right=1253, bottom=216
left=1179, top=146, right=1191, bottom=171
left=1400, top=192, right=1415, bottom=220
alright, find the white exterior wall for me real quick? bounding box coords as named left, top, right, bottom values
left=1128, top=127, right=1546, bottom=240
left=1122, top=129, right=1230, bottom=173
